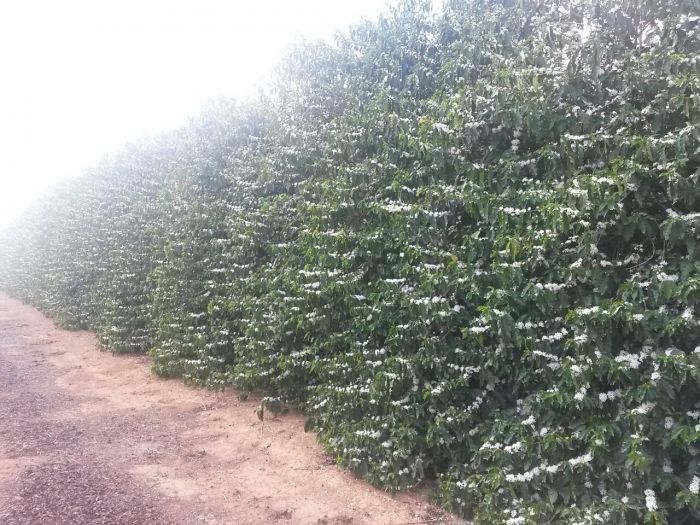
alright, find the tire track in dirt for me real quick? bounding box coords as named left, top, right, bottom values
left=0, top=293, right=457, bottom=525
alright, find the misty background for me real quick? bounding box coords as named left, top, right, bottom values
left=0, top=0, right=398, bottom=228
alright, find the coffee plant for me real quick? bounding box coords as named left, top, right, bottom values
left=1, top=1, right=698, bottom=522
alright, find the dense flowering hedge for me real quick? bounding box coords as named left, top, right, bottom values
left=1, top=1, right=699, bottom=522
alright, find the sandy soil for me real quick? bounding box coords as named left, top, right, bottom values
left=0, top=292, right=457, bottom=525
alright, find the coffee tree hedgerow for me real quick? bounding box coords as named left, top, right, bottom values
left=1, top=1, right=698, bottom=522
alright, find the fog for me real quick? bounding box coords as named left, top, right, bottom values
left=0, top=0, right=395, bottom=227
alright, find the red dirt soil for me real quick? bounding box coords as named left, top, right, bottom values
left=0, top=292, right=458, bottom=525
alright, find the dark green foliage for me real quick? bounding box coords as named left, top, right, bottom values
left=1, top=1, right=699, bottom=522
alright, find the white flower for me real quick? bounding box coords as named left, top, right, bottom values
left=433, top=122, right=451, bottom=133
left=657, top=272, right=678, bottom=282
left=577, top=306, right=601, bottom=316
left=644, top=489, right=657, bottom=512
left=690, top=476, right=700, bottom=495
left=504, top=441, right=523, bottom=454
left=615, top=350, right=645, bottom=369
left=570, top=258, right=583, bottom=269
left=380, top=201, right=412, bottom=213
left=665, top=417, right=674, bottom=430
left=499, top=206, right=527, bottom=216
left=355, top=430, right=381, bottom=439
left=568, top=452, right=593, bottom=466
left=631, top=402, right=656, bottom=415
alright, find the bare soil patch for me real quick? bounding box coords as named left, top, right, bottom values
left=0, top=293, right=457, bottom=524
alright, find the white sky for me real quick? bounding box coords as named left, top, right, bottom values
left=0, top=0, right=397, bottom=228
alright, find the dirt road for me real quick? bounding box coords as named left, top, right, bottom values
left=0, top=293, right=454, bottom=525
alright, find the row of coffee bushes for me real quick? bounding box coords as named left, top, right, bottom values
left=1, top=1, right=698, bottom=522
left=0, top=136, right=181, bottom=352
